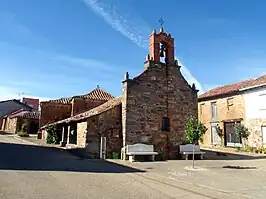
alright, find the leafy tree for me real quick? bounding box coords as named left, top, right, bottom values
left=185, top=117, right=207, bottom=144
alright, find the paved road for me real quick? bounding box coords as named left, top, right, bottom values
left=0, top=134, right=218, bottom=199
left=2, top=134, right=265, bottom=199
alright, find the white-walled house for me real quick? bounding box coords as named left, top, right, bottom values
left=198, top=75, right=266, bottom=148
left=242, top=85, right=266, bottom=147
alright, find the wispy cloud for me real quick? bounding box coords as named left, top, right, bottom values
left=176, top=58, right=204, bottom=94
left=83, top=0, right=149, bottom=49
left=55, top=54, right=119, bottom=73
left=83, top=0, right=204, bottom=93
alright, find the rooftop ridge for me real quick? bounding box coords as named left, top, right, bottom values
left=41, top=88, right=114, bottom=104
left=199, top=74, right=266, bottom=99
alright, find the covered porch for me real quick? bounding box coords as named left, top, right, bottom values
left=40, top=97, right=123, bottom=159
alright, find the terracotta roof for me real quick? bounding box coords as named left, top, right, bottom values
left=80, top=88, right=114, bottom=101
left=42, top=88, right=114, bottom=104
left=69, top=96, right=121, bottom=121
left=9, top=110, right=40, bottom=119
left=48, top=97, right=72, bottom=104
left=199, top=75, right=266, bottom=100
left=41, top=96, right=122, bottom=128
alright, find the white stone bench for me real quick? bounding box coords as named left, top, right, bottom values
left=126, top=143, right=158, bottom=162
left=179, top=144, right=205, bottom=160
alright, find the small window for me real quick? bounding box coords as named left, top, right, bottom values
left=162, top=117, right=170, bottom=132
left=108, top=128, right=120, bottom=138
left=227, top=98, right=234, bottom=110
left=112, top=129, right=120, bottom=138
left=211, top=102, right=217, bottom=119
left=200, top=103, right=205, bottom=115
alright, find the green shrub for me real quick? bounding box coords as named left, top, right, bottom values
left=112, top=152, right=120, bottom=159
left=258, top=146, right=266, bottom=154
left=45, top=125, right=59, bottom=144
left=106, top=152, right=113, bottom=159
left=18, top=131, right=29, bottom=137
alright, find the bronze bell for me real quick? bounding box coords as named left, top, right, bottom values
left=160, top=43, right=166, bottom=57
left=160, top=49, right=165, bottom=57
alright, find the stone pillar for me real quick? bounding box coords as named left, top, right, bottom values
left=60, top=126, right=66, bottom=147
left=67, top=125, right=71, bottom=144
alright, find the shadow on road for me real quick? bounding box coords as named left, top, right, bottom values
left=0, top=142, right=145, bottom=173
left=202, top=149, right=266, bottom=160
left=0, top=131, right=13, bottom=135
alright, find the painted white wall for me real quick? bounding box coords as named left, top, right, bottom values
left=244, top=86, right=266, bottom=119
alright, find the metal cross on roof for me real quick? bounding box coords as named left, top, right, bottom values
left=159, top=17, right=164, bottom=28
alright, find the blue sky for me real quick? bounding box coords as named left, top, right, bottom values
left=0, top=0, right=266, bottom=101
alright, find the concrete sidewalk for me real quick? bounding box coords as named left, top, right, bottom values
left=201, top=146, right=266, bottom=157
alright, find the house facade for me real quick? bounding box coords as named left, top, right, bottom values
left=1, top=109, right=40, bottom=134
left=40, top=27, right=198, bottom=160
left=198, top=75, right=266, bottom=148
left=0, top=99, right=34, bottom=130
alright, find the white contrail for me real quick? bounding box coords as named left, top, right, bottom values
left=83, top=0, right=149, bottom=48
left=177, top=58, right=204, bottom=94
left=83, top=0, right=204, bottom=93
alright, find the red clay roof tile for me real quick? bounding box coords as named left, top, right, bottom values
left=10, top=111, right=40, bottom=119
left=80, top=88, right=114, bottom=101
left=199, top=74, right=266, bottom=99
left=43, top=88, right=114, bottom=104
left=41, top=96, right=122, bottom=128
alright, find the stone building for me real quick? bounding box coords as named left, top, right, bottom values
left=39, top=87, right=114, bottom=128
left=198, top=74, right=266, bottom=148
left=0, top=99, right=35, bottom=130
left=1, top=109, right=40, bottom=134
left=40, top=27, right=198, bottom=160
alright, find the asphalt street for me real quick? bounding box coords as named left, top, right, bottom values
left=0, top=134, right=212, bottom=199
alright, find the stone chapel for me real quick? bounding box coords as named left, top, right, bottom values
left=40, top=27, right=198, bottom=160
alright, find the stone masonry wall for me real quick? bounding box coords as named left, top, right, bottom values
left=40, top=102, right=72, bottom=127
left=0, top=117, right=3, bottom=130
left=84, top=105, right=122, bottom=155
left=77, top=121, right=87, bottom=148
left=244, top=118, right=266, bottom=148
left=4, top=117, right=18, bottom=133
left=198, top=94, right=245, bottom=146
left=71, top=98, right=107, bottom=116
left=122, top=61, right=198, bottom=160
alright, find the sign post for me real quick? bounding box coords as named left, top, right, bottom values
left=192, top=142, right=195, bottom=169
left=192, top=136, right=197, bottom=169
